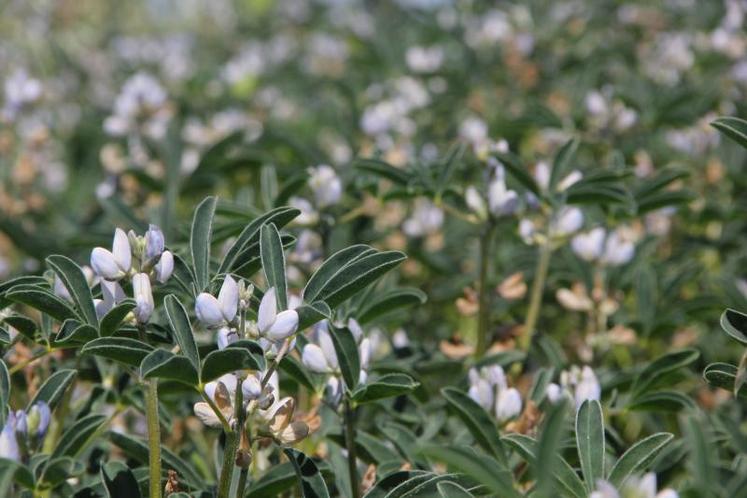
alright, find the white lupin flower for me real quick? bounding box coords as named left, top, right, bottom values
left=550, top=207, right=584, bottom=237
left=495, top=388, right=523, bottom=422
left=571, top=227, right=606, bottom=262
left=91, top=228, right=132, bottom=280
left=217, top=327, right=238, bottom=350
left=302, top=344, right=331, bottom=373
left=465, top=186, right=487, bottom=218
left=545, top=382, right=563, bottom=403
left=0, top=412, right=19, bottom=461
left=257, top=287, right=299, bottom=342
left=591, top=473, right=678, bottom=498
left=155, top=250, right=174, bottom=283
left=402, top=199, right=444, bottom=237
left=601, top=231, right=635, bottom=266
left=95, top=280, right=126, bottom=319
left=574, top=366, right=601, bottom=408
left=132, top=273, right=154, bottom=323
left=325, top=376, right=343, bottom=406
left=242, top=375, right=262, bottom=400
left=144, top=224, right=165, bottom=263
left=468, top=377, right=494, bottom=410
left=308, top=165, right=342, bottom=208
left=487, top=175, right=519, bottom=217
left=195, top=276, right=239, bottom=327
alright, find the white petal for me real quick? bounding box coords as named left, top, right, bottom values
left=217, top=327, right=237, bottom=350
left=358, top=338, right=371, bottom=370
left=347, top=318, right=363, bottom=341
left=132, top=273, right=154, bottom=323
left=242, top=375, right=262, bottom=400
left=155, top=251, right=174, bottom=283
left=218, top=275, right=238, bottom=322
left=91, top=248, right=122, bottom=280
left=112, top=228, right=132, bottom=272
left=194, top=402, right=223, bottom=427
left=302, top=344, right=330, bottom=373
left=318, top=326, right=338, bottom=370
left=495, top=388, right=522, bottom=422
left=195, top=293, right=224, bottom=327
left=265, top=310, right=299, bottom=342
left=257, top=287, right=277, bottom=333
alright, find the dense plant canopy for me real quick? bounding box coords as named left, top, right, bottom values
left=2, top=1, right=747, bottom=497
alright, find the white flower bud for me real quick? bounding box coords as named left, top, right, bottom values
left=571, top=228, right=606, bottom=262
left=0, top=412, right=20, bottom=461
left=465, top=186, right=487, bottom=219
left=264, top=310, right=299, bottom=342
left=551, top=207, right=584, bottom=237
left=91, top=228, right=132, bottom=280
left=242, top=375, right=262, bottom=400
left=217, top=327, right=237, bottom=350
left=495, top=388, right=522, bottom=422
left=132, top=273, right=154, bottom=324
left=196, top=293, right=224, bottom=327
left=308, top=165, right=342, bottom=208
left=218, top=275, right=238, bottom=323
left=155, top=250, right=174, bottom=283
left=602, top=231, right=635, bottom=266
left=574, top=366, right=601, bottom=408
left=257, top=287, right=278, bottom=333
left=302, top=344, right=330, bottom=373
left=545, top=383, right=563, bottom=403
left=144, top=224, right=165, bottom=262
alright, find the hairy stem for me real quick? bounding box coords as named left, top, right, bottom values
left=519, top=241, right=552, bottom=351
left=475, top=222, right=496, bottom=357
left=145, top=379, right=162, bottom=498
left=344, top=399, right=360, bottom=498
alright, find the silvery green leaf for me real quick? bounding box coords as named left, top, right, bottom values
left=100, top=460, right=142, bottom=498
left=0, top=360, right=8, bottom=427
left=549, top=138, right=579, bottom=191
left=284, top=448, right=330, bottom=498
left=607, top=432, right=673, bottom=487
left=47, top=255, right=98, bottom=326
left=711, top=116, right=747, bottom=150
left=6, top=285, right=77, bottom=322
left=80, top=337, right=154, bottom=367
left=303, top=245, right=375, bottom=303
left=576, top=399, right=605, bottom=492
left=163, top=294, right=200, bottom=372
left=535, top=400, right=569, bottom=498
left=631, top=348, right=699, bottom=399
left=351, top=374, right=419, bottom=404
left=260, top=222, right=287, bottom=310
left=441, top=387, right=507, bottom=464
left=329, top=325, right=360, bottom=391
left=720, top=308, right=747, bottom=345
left=27, top=369, right=76, bottom=412
left=140, top=349, right=198, bottom=386
left=51, top=414, right=108, bottom=458
left=190, top=196, right=217, bottom=292
left=436, top=481, right=474, bottom=498
left=99, top=299, right=136, bottom=337
left=357, top=288, right=427, bottom=325
left=201, top=342, right=264, bottom=383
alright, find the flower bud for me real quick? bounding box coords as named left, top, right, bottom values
left=26, top=402, right=50, bottom=439
left=195, top=293, right=223, bottom=327
left=308, top=165, right=342, bottom=208
left=144, top=224, right=165, bottom=262
left=242, top=375, right=262, bottom=400
left=495, top=388, right=522, bottom=422
left=132, top=273, right=154, bottom=323
left=0, top=412, right=19, bottom=461
left=571, top=228, right=606, bottom=262
left=264, top=310, right=299, bottom=342
left=14, top=410, right=27, bottom=436
left=302, top=344, right=330, bottom=373
left=91, top=228, right=132, bottom=280
left=155, top=250, right=174, bottom=283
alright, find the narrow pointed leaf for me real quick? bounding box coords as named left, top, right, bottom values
left=140, top=349, right=198, bottom=386
left=549, top=138, right=579, bottom=191
left=47, top=255, right=98, bottom=326
left=303, top=245, right=375, bottom=303
left=99, top=300, right=136, bottom=337
left=191, top=196, right=217, bottom=292
left=164, top=295, right=200, bottom=371
left=27, top=369, right=76, bottom=412
left=51, top=414, right=108, bottom=458
left=260, top=223, right=287, bottom=310
left=351, top=374, right=419, bottom=403
left=6, top=285, right=77, bottom=322
left=576, top=399, right=604, bottom=492
left=284, top=448, right=330, bottom=498
left=329, top=326, right=360, bottom=390
left=711, top=116, right=747, bottom=149
left=0, top=360, right=8, bottom=427
left=441, top=387, right=506, bottom=464
left=358, top=288, right=427, bottom=324
left=607, top=433, right=673, bottom=487
left=101, top=461, right=142, bottom=498
left=80, top=337, right=154, bottom=367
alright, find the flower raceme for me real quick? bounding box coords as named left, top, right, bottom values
left=590, top=473, right=678, bottom=498
left=546, top=365, right=601, bottom=409
left=467, top=365, right=523, bottom=423
left=571, top=227, right=636, bottom=267
left=0, top=402, right=51, bottom=462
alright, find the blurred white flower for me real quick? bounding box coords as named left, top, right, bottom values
left=308, top=165, right=342, bottom=208
left=2, top=69, right=42, bottom=120
left=405, top=45, right=444, bottom=73
left=550, top=207, right=584, bottom=238
left=572, top=228, right=635, bottom=266
left=553, top=365, right=601, bottom=409
left=590, top=473, right=678, bottom=498
left=468, top=365, right=522, bottom=423
left=403, top=199, right=444, bottom=237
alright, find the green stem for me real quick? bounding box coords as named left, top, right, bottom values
left=519, top=241, right=553, bottom=351
left=145, top=380, right=162, bottom=498
left=218, top=378, right=244, bottom=498
left=344, top=399, right=360, bottom=498
left=236, top=468, right=249, bottom=498
left=475, top=222, right=496, bottom=358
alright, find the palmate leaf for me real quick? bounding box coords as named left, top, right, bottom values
left=284, top=448, right=330, bottom=498
left=576, top=399, right=605, bottom=492
left=260, top=223, right=288, bottom=310
left=190, top=196, right=217, bottom=292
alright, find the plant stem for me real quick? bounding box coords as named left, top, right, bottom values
left=145, top=379, right=162, bottom=498
left=217, top=429, right=239, bottom=498
left=236, top=468, right=249, bottom=498
left=138, top=324, right=161, bottom=498
left=475, top=222, right=496, bottom=358
left=343, top=399, right=360, bottom=498
left=519, top=241, right=553, bottom=351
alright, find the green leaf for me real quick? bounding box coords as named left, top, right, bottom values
left=279, top=355, right=317, bottom=391
left=493, top=152, right=541, bottom=197
left=99, top=300, right=136, bottom=336
left=284, top=448, right=330, bottom=498
left=362, top=471, right=430, bottom=498
left=419, top=445, right=520, bottom=498
left=627, top=390, right=696, bottom=412
left=631, top=348, right=699, bottom=398
left=535, top=400, right=569, bottom=498
left=502, top=434, right=586, bottom=498
left=218, top=206, right=300, bottom=274
left=51, top=414, right=108, bottom=458
left=100, top=461, right=143, bottom=498
left=353, top=158, right=411, bottom=185
left=711, top=116, right=747, bottom=149
left=315, top=251, right=407, bottom=307
left=27, top=369, right=76, bottom=412
left=245, top=462, right=298, bottom=497
left=607, top=433, right=673, bottom=487
left=260, top=223, right=288, bottom=310
left=329, top=326, right=360, bottom=391
left=201, top=344, right=264, bottom=383
left=576, top=399, right=604, bottom=492
left=54, top=320, right=97, bottom=345
left=703, top=362, right=747, bottom=398
left=37, top=456, right=85, bottom=489
left=47, top=255, right=98, bottom=326
left=6, top=285, right=77, bottom=322
left=191, top=196, right=217, bottom=292
left=720, top=308, right=747, bottom=345
left=549, top=138, right=579, bottom=191
left=303, top=245, right=375, bottom=303
left=140, top=349, right=199, bottom=386
left=358, top=288, right=427, bottom=325
left=80, top=337, right=154, bottom=367
left=436, top=481, right=474, bottom=498
left=108, top=431, right=204, bottom=489
left=0, top=360, right=9, bottom=427
left=0, top=458, right=34, bottom=492
left=296, top=302, right=331, bottom=330
left=1, top=315, right=37, bottom=341
left=441, top=387, right=507, bottom=464
left=351, top=374, right=419, bottom=403
left=164, top=295, right=200, bottom=372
